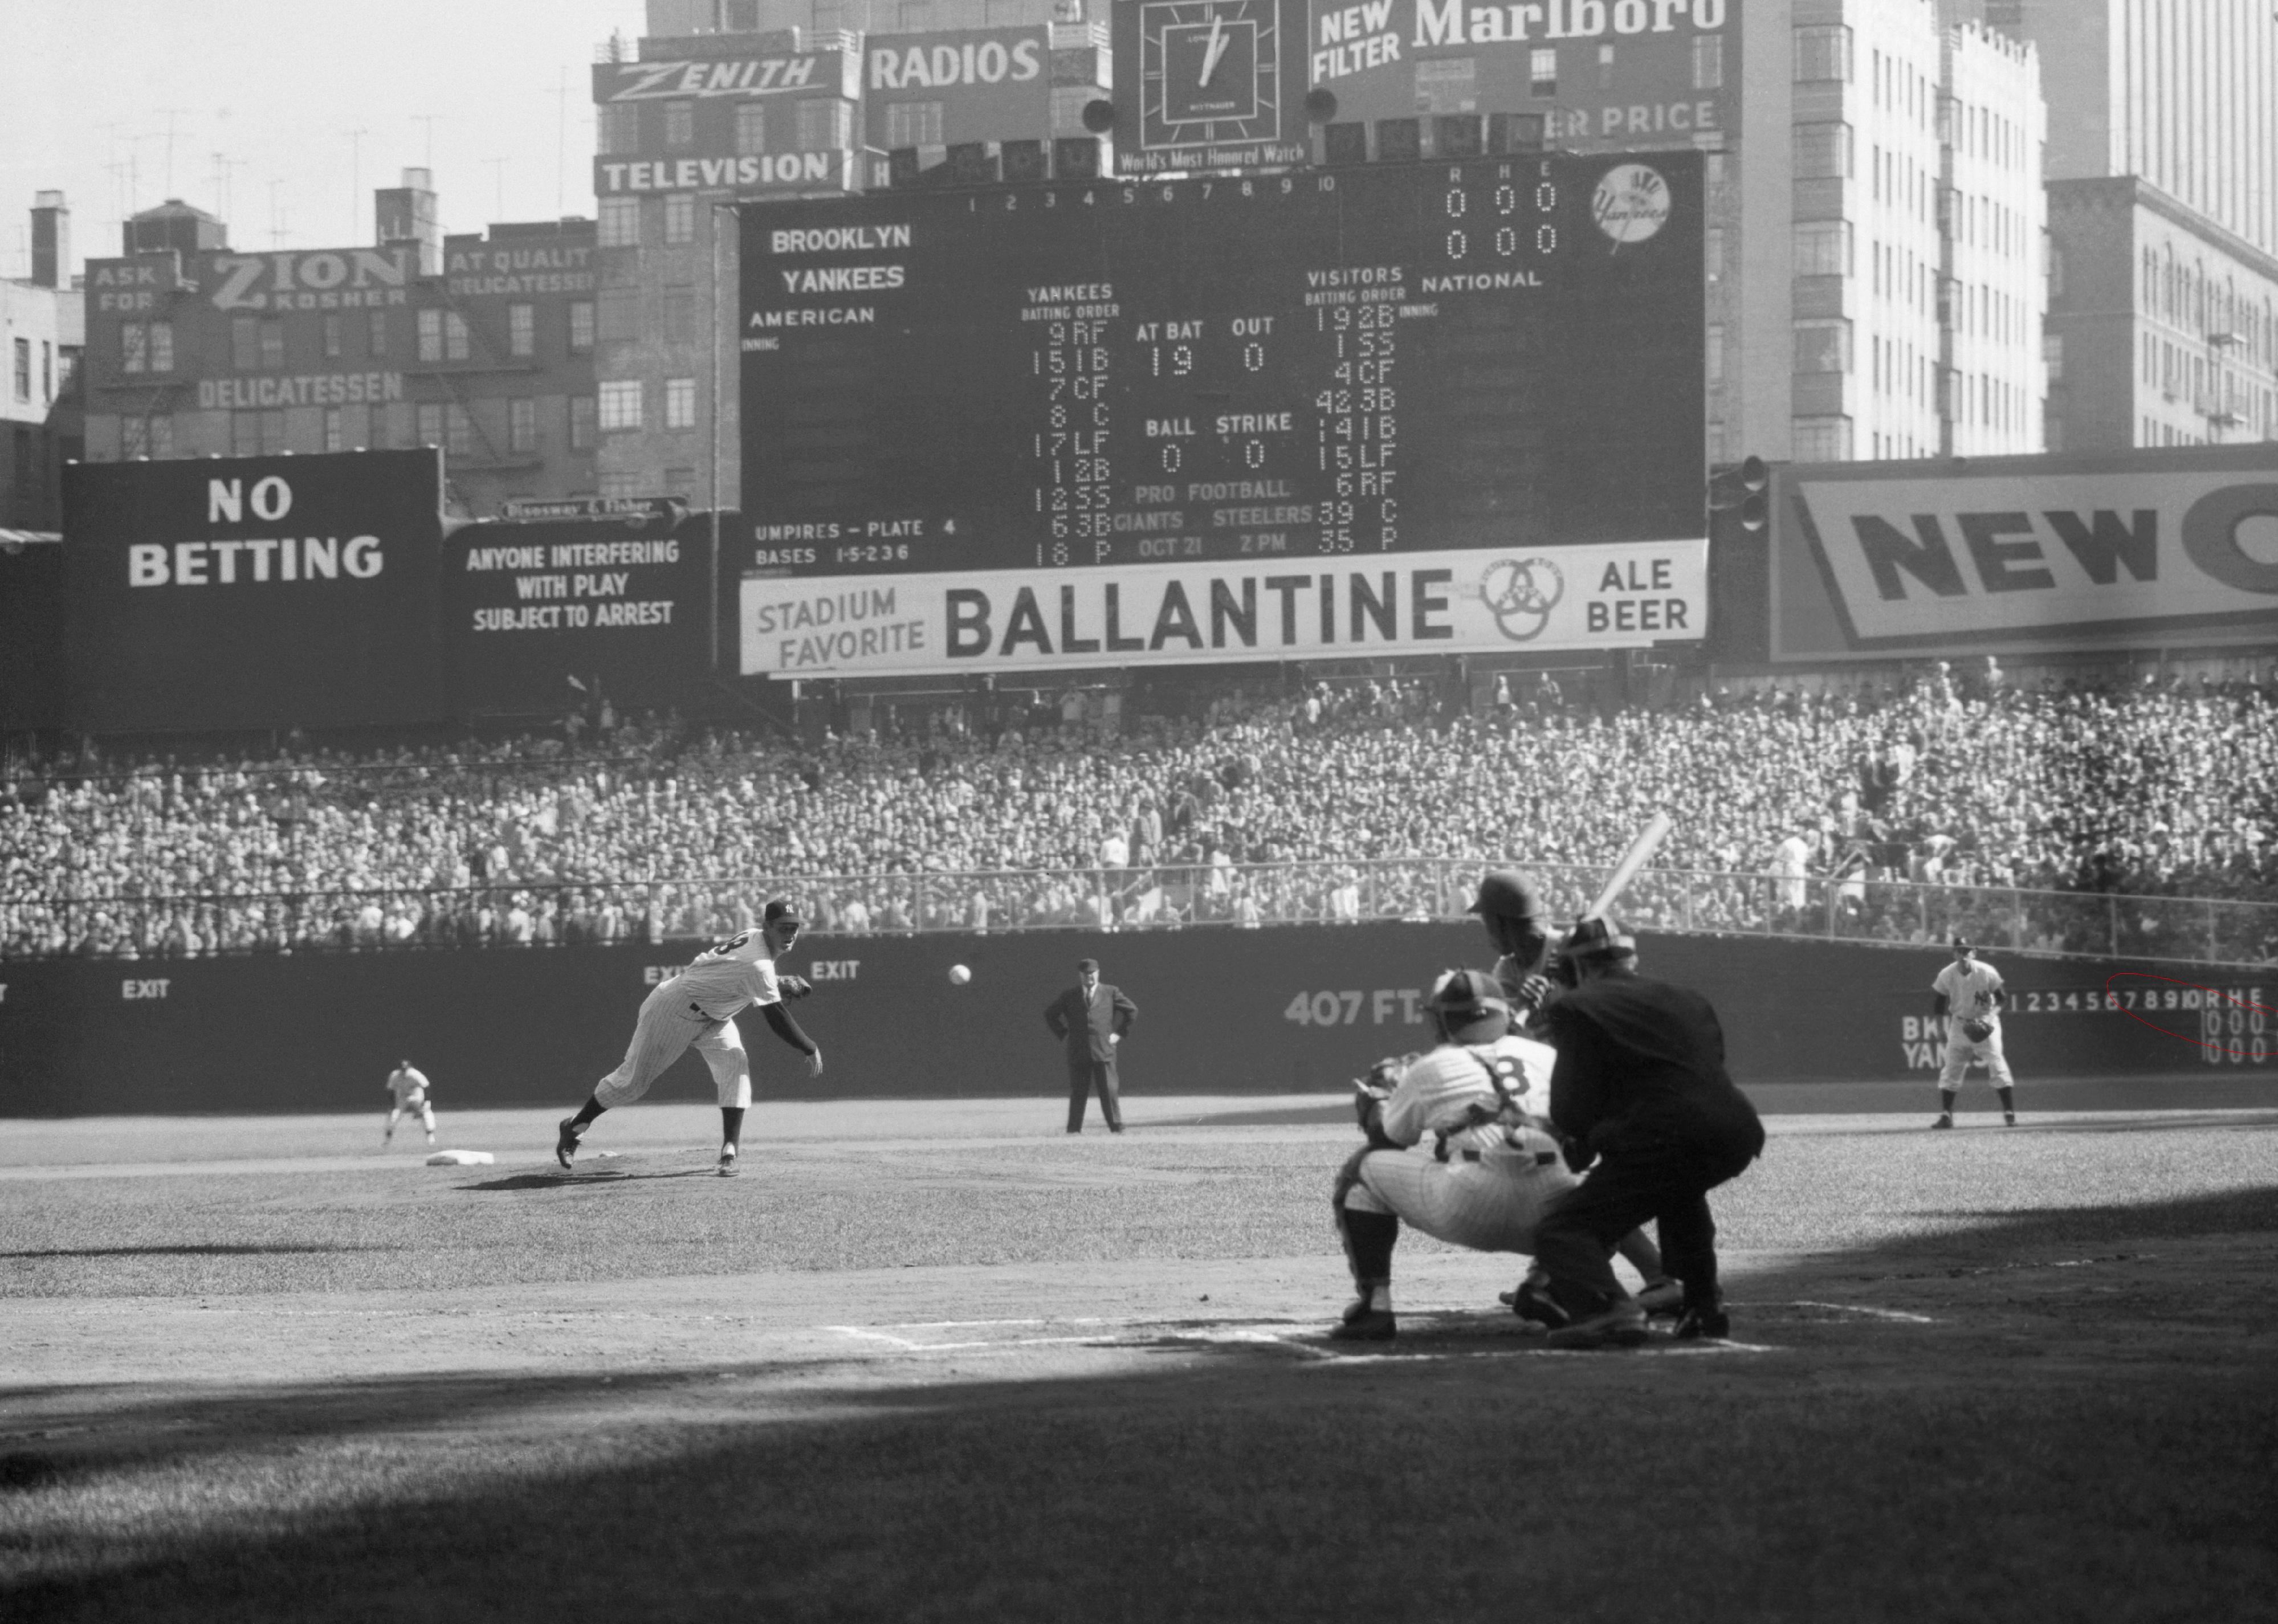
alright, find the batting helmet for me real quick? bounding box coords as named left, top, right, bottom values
left=1467, top=869, right=1544, bottom=921
left=1424, top=968, right=1511, bottom=1043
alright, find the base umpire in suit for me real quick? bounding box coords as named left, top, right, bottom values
left=1045, top=957, right=1138, bottom=1133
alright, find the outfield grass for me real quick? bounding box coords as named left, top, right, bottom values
left=3, top=1103, right=2275, bottom=1622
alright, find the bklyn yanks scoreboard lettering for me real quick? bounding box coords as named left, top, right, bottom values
left=733, top=154, right=1706, bottom=678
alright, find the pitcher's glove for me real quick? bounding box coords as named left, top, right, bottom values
left=1962, top=1018, right=1993, bottom=1042
left=780, top=975, right=814, bottom=1000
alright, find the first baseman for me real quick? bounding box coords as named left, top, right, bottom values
left=1930, top=936, right=2015, bottom=1128
left=555, top=899, right=821, bottom=1177
left=1330, top=969, right=1584, bottom=1342
left=384, top=1060, right=435, bottom=1148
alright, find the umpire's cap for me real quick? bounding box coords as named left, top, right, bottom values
left=763, top=899, right=804, bottom=929
left=1424, top=968, right=1511, bottom=1042
left=1562, top=916, right=1637, bottom=965
left=1468, top=869, right=1545, bottom=921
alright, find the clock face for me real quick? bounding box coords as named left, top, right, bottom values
left=1139, top=0, right=1282, bottom=150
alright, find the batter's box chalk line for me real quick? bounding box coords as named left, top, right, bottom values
left=826, top=1316, right=1358, bottom=1357
left=1770, top=1301, right=1937, bottom=1324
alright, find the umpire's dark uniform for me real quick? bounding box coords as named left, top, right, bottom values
left=1044, top=964, right=1137, bottom=1133
left=1534, top=970, right=1764, bottom=1322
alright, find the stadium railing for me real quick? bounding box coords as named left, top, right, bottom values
left=7, top=861, right=2275, bottom=968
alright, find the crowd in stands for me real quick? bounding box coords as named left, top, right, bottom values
left=3, top=659, right=2274, bottom=964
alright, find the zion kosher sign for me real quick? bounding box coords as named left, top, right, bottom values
left=1771, top=447, right=2278, bottom=659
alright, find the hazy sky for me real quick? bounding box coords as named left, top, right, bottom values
left=1, top=0, right=649, bottom=279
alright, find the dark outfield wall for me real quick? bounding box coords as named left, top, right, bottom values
left=2, top=926, right=2269, bottom=1116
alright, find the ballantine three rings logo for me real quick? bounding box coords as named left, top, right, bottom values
left=1478, top=557, right=1564, bottom=641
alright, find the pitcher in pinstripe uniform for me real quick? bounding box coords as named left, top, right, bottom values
left=555, top=899, right=822, bottom=1177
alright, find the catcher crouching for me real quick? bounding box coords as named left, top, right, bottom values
left=1330, top=969, right=1580, bottom=1341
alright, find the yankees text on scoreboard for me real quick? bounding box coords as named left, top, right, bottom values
left=736, top=154, right=1706, bottom=675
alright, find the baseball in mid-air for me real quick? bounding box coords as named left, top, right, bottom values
left=948, top=964, right=972, bottom=985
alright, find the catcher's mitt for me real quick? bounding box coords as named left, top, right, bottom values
left=1962, top=1018, right=1994, bottom=1042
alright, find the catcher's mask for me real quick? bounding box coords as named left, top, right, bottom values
left=1424, top=968, right=1511, bottom=1044
left=1552, top=916, right=1637, bottom=986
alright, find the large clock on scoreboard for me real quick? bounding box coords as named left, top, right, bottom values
left=738, top=152, right=1704, bottom=581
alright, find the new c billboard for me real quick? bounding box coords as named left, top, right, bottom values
left=1772, top=447, right=2278, bottom=659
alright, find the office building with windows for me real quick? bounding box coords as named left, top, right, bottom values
left=1988, top=0, right=2276, bottom=261
left=79, top=177, right=597, bottom=516
left=1, top=192, right=83, bottom=533
left=2044, top=178, right=2278, bottom=453
left=1723, top=0, right=2046, bottom=464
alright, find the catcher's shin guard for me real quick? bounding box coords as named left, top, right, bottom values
left=1335, top=1203, right=1399, bottom=1290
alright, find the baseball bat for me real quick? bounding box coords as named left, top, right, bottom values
left=1583, top=811, right=1673, bottom=921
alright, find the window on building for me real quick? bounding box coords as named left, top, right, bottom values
left=1596, top=43, right=1615, bottom=89
left=510, top=397, right=537, bottom=453
left=1792, top=417, right=1852, bottom=462
left=1794, top=24, right=1852, bottom=82
left=1692, top=33, right=1723, bottom=90
left=324, top=407, right=345, bottom=452
left=1794, top=320, right=1853, bottom=374
left=598, top=104, right=641, bottom=156
left=599, top=288, right=641, bottom=342
left=736, top=103, right=769, bottom=156
left=723, top=0, right=761, bottom=28
left=259, top=409, right=286, bottom=454
left=664, top=464, right=696, bottom=497
left=665, top=101, right=696, bottom=147
left=258, top=320, right=285, bottom=370
left=570, top=395, right=597, bottom=449
left=1704, top=227, right=1725, bottom=285
left=1794, top=123, right=1853, bottom=180
left=323, top=314, right=344, bottom=360
left=1529, top=48, right=1556, bottom=97
left=418, top=309, right=445, bottom=362
left=663, top=285, right=698, bottom=342
left=445, top=311, right=471, bottom=362
left=121, top=417, right=147, bottom=459
left=121, top=324, right=147, bottom=375
left=885, top=101, right=944, bottom=148
left=1792, top=221, right=1852, bottom=278
left=597, top=472, right=645, bottom=499
left=598, top=380, right=643, bottom=430
left=665, top=376, right=698, bottom=429
left=598, top=197, right=642, bottom=248
left=665, top=194, right=696, bottom=244
left=1705, top=325, right=1725, bottom=390
left=509, top=303, right=535, bottom=357
left=796, top=99, right=853, bottom=151
left=417, top=402, right=445, bottom=446
left=814, top=0, right=848, bottom=35
left=446, top=405, right=476, bottom=459
left=569, top=301, right=596, bottom=353
left=899, top=0, right=935, bottom=27
left=148, top=323, right=173, bottom=373
left=233, top=316, right=262, bottom=372
left=368, top=309, right=389, bottom=357
left=40, top=340, right=51, bottom=401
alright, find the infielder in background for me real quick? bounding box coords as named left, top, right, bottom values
left=1931, top=936, right=2015, bottom=1128
left=1466, top=869, right=1681, bottom=1321
left=384, top=1060, right=435, bottom=1149
left=1530, top=919, right=1764, bottom=1349
left=555, top=899, right=821, bottom=1177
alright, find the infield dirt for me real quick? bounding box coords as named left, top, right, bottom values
left=3, top=1100, right=2275, bottom=1622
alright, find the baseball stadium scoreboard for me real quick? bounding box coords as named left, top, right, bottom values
left=736, top=152, right=1708, bottom=678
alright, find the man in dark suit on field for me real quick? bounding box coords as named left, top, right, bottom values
left=1045, top=958, right=1138, bottom=1134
